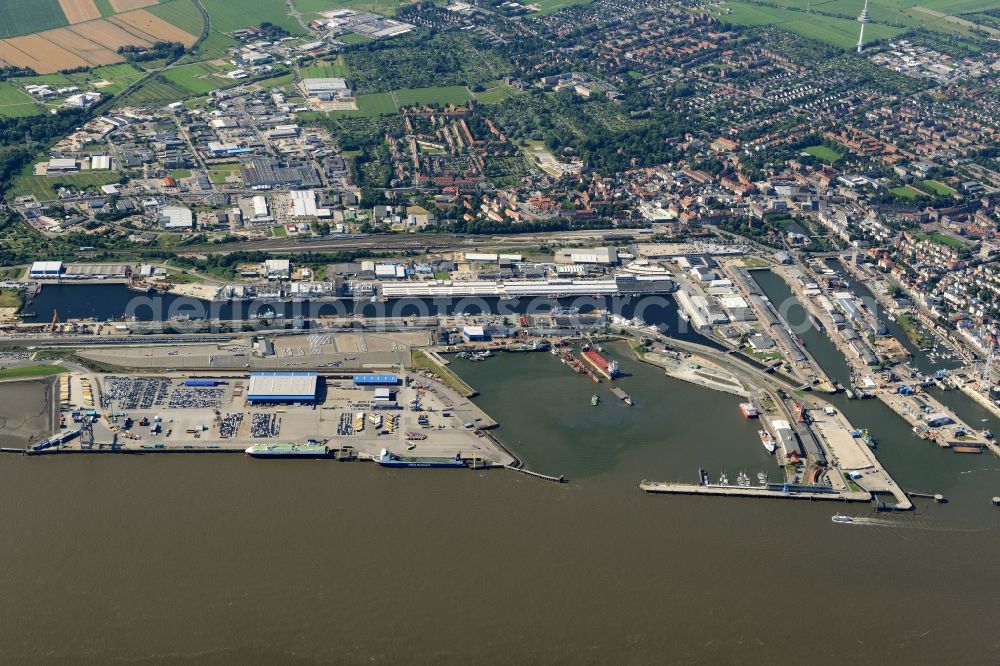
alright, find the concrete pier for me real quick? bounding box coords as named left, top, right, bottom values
left=639, top=481, right=871, bottom=503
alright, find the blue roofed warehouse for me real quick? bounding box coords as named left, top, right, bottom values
left=352, top=374, right=400, bottom=386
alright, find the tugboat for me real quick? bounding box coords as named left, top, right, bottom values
left=591, top=394, right=600, bottom=406
left=861, top=428, right=877, bottom=449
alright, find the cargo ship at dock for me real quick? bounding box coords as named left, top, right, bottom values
left=373, top=448, right=466, bottom=468
left=245, top=443, right=333, bottom=459
left=581, top=348, right=620, bottom=380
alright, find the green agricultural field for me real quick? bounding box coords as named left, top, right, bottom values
left=720, top=1, right=905, bottom=49
left=123, top=76, right=191, bottom=105
left=163, top=62, right=230, bottom=95
left=719, top=0, right=1000, bottom=39
left=919, top=0, right=1000, bottom=13
left=0, top=83, right=41, bottom=118
left=300, top=57, right=350, bottom=79
left=920, top=179, right=956, bottom=196
left=527, top=0, right=594, bottom=17
left=93, top=0, right=115, bottom=17
left=804, top=144, right=842, bottom=163
left=82, top=64, right=146, bottom=95
left=294, top=0, right=409, bottom=17
left=0, top=365, right=69, bottom=380
left=394, top=86, right=471, bottom=107
left=10, top=173, right=120, bottom=201
left=13, top=74, right=72, bottom=86
left=732, top=1, right=916, bottom=27
left=199, top=0, right=303, bottom=35
left=474, top=82, right=522, bottom=105
left=254, top=72, right=296, bottom=89
left=324, top=92, right=398, bottom=117
left=192, top=30, right=239, bottom=59
left=356, top=92, right=398, bottom=115
left=148, top=0, right=207, bottom=37
left=0, top=0, right=67, bottom=39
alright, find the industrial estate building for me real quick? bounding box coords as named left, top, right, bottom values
left=159, top=206, right=194, bottom=230
left=242, top=157, right=322, bottom=190
left=300, top=78, right=352, bottom=101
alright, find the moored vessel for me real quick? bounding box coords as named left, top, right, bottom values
left=245, top=443, right=332, bottom=459
left=758, top=429, right=775, bottom=454
left=739, top=402, right=759, bottom=418
left=581, top=349, right=619, bottom=380
left=373, top=448, right=466, bottom=468
left=506, top=341, right=550, bottom=352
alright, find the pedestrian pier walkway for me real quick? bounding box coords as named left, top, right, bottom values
left=508, top=466, right=566, bottom=483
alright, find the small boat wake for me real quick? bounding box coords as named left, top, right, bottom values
left=957, top=468, right=1000, bottom=476
left=832, top=515, right=987, bottom=532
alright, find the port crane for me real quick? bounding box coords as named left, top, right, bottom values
left=80, top=418, right=94, bottom=450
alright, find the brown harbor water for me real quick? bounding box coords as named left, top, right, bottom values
left=2, top=344, right=1000, bottom=663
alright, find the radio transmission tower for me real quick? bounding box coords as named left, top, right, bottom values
left=857, top=0, right=872, bottom=54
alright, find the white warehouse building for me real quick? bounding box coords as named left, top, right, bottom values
left=555, top=246, right=618, bottom=265
left=29, top=261, right=64, bottom=278
left=159, top=206, right=193, bottom=230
